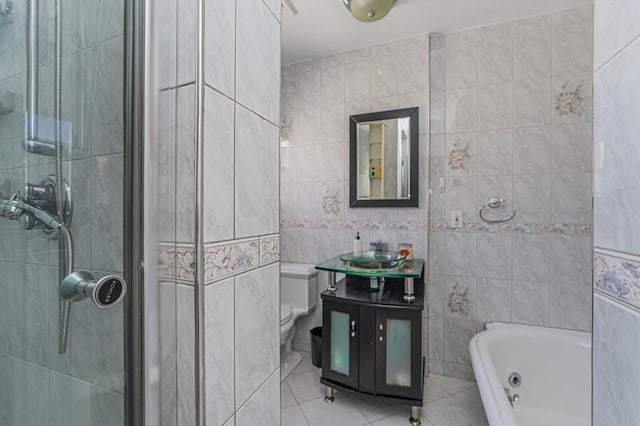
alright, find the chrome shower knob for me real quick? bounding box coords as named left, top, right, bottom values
left=61, top=271, right=127, bottom=308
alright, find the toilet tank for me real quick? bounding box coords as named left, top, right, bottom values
left=281, top=263, right=318, bottom=313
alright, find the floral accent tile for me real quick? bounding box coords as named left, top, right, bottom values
left=554, top=80, right=585, bottom=117
left=447, top=140, right=472, bottom=172
left=594, top=249, right=640, bottom=309
left=176, top=245, right=196, bottom=282
left=259, top=234, right=280, bottom=265
left=448, top=282, right=472, bottom=316
left=157, top=243, right=176, bottom=280
left=204, top=238, right=259, bottom=284
left=322, top=187, right=341, bottom=215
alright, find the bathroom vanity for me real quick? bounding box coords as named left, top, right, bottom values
left=316, top=254, right=425, bottom=425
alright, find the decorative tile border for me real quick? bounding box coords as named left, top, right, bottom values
left=158, top=234, right=280, bottom=285
left=157, top=242, right=196, bottom=284
left=259, top=234, right=280, bottom=266
left=594, top=249, right=640, bottom=310
left=204, top=238, right=259, bottom=284
left=280, top=219, right=592, bottom=235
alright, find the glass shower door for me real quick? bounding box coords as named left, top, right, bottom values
left=0, top=0, right=127, bottom=424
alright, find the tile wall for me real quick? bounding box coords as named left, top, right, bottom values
left=428, top=5, right=594, bottom=379
left=154, top=0, right=281, bottom=425
left=592, top=0, right=640, bottom=423
left=0, top=0, right=125, bottom=423
left=279, top=34, right=431, bottom=354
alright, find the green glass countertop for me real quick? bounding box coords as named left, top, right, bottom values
left=316, top=252, right=425, bottom=278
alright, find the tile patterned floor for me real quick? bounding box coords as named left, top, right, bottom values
left=282, top=353, right=489, bottom=426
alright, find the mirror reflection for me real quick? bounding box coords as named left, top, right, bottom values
left=349, top=107, right=419, bottom=207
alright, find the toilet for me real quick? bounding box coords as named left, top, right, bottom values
left=280, top=263, right=318, bottom=380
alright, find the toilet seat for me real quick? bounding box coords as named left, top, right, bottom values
left=280, top=304, right=293, bottom=326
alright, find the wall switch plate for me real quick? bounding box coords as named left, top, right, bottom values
left=451, top=210, right=463, bottom=228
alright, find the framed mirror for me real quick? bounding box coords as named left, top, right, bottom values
left=349, top=107, right=419, bottom=207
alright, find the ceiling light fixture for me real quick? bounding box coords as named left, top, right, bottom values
left=343, top=0, right=395, bottom=22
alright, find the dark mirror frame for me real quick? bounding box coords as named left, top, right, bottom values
left=349, top=107, right=419, bottom=207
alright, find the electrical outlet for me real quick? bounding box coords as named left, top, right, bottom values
left=451, top=210, right=463, bottom=228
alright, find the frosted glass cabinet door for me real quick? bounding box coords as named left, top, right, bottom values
left=322, top=300, right=359, bottom=389
left=375, top=308, right=422, bottom=399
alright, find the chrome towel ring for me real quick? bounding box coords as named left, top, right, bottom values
left=479, top=197, right=516, bottom=223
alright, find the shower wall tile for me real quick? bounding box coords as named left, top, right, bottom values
left=593, top=293, right=640, bottom=426
left=50, top=370, right=92, bottom=426
left=203, top=87, right=235, bottom=242
left=516, top=13, right=552, bottom=33
left=62, top=50, right=92, bottom=159
left=511, top=280, right=550, bottom=326
left=204, top=0, right=235, bottom=97
left=594, top=0, right=640, bottom=69
left=91, top=154, right=123, bottom=272
left=91, top=290, right=124, bottom=392
left=550, top=234, right=592, bottom=285
left=91, top=385, right=124, bottom=426
left=551, top=22, right=594, bottom=75
left=550, top=284, right=591, bottom=330
left=175, top=85, right=195, bottom=243
left=156, top=89, right=177, bottom=243
left=478, top=36, right=513, bottom=85
left=476, top=129, right=512, bottom=175
left=91, top=37, right=124, bottom=156
left=176, top=0, right=196, bottom=85
left=513, top=30, right=551, bottom=81
left=593, top=35, right=640, bottom=252
left=445, top=42, right=477, bottom=90
left=236, top=369, right=280, bottom=425
left=67, top=158, right=92, bottom=269
left=12, top=359, right=49, bottom=426
left=236, top=0, right=280, bottom=124
left=513, top=234, right=550, bottom=282
left=155, top=0, right=177, bottom=90
left=234, top=263, right=279, bottom=407
left=92, top=0, right=124, bottom=43
left=234, top=105, right=279, bottom=238
left=445, top=88, right=477, bottom=133
left=159, top=282, right=177, bottom=426
left=176, top=284, right=195, bottom=426
left=205, top=277, right=235, bottom=426
left=513, top=78, right=551, bottom=127
left=552, top=123, right=592, bottom=173
left=476, top=278, right=511, bottom=323
left=477, top=83, right=513, bottom=130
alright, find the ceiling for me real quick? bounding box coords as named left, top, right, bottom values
left=281, top=0, right=591, bottom=65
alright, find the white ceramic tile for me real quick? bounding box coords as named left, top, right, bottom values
left=175, top=85, right=195, bottom=243
left=511, top=280, right=550, bottom=326
left=428, top=275, right=445, bottom=318
left=552, top=22, right=594, bottom=75
left=428, top=374, right=476, bottom=395
left=478, top=37, right=513, bottom=85
left=514, top=30, right=551, bottom=81
left=204, top=0, right=235, bottom=96
left=50, top=371, right=92, bottom=426
left=515, top=13, right=552, bottom=33
left=285, top=367, right=324, bottom=405
left=478, top=83, right=513, bottom=130
left=236, top=0, right=280, bottom=123
left=428, top=232, right=445, bottom=276
left=281, top=382, right=297, bottom=409
left=477, top=278, right=511, bottom=323
left=445, top=29, right=478, bottom=48
left=476, top=129, right=512, bottom=176
left=370, top=53, right=399, bottom=98
left=299, top=393, right=368, bottom=426
left=345, top=60, right=370, bottom=103
left=321, top=63, right=345, bottom=105
left=513, top=174, right=551, bottom=224
left=477, top=233, right=512, bottom=279
left=594, top=0, right=640, bottom=68
left=513, top=234, right=550, bottom=282
left=10, top=359, right=49, bottom=426
left=553, top=5, right=594, bottom=27
left=203, top=87, right=235, bottom=242
left=594, top=36, right=640, bottom=251
left=443, top=319, right=475, bottom=365
left=430, top=49, right=445, bottom=93
left=429, top=134, right=445, bottom=177
left=550, top=234, right=592, bottom=286
left=235, top=264, right=279, bottom=406
left=205, top=278, right=235, bottom=426
left=236, top=370, right=280, bottom=425
left=281, top=404, right=309, bottom=426
left=91, top=385, right=124, bottom=426
left=593, top=293, right=640, bottom=425
left=446, top=43, right=477, bottom=90
left=91, top=292, right=124, bottom=392
left=445, top=232, right=476, bottom=277
left=398, top=35, right=430, bottom=94
left=550, top=284, right=592, bottom=330
left=514, top=78, right=551, bottom=127
left=513, top=126, right=551, bottom=175
left=552, top=123, right=592, bottom=173
left=551, top=173, right=592, bottom=224
left=176, top=0, right=195, bottom=85
left=176, top=285, right=195, bottom=426
left=235, top=105, right=279, bottom=238
left=445, top=176, right=477, bottom=223
left=445, top=88, right=478, bottom=133
left=478, top=21, right=514, bottom=40
left=348, top=393, right=403, bottom=423
left=430, top=91, right=446, bottom=134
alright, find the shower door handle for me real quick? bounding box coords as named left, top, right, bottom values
left=60, top=271, right=127, bottom=308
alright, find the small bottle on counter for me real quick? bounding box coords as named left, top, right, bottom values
left=353, top=232, right=363, bottom=256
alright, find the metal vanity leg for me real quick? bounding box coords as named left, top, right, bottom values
left=328, top=271, right=337, bottom=292
left=409, top=406, right=421, bottom=425
left=403, top=277, right=416, bottom=302
left=324, top=386, right=335, bottom=403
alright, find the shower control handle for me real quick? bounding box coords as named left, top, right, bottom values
left=60, top=271, right=127, bottom=308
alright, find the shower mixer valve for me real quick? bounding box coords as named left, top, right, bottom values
left=60, top=271, right=127, bottom=308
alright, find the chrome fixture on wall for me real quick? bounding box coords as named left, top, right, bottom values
left=343, top=0, right=395, bottom=22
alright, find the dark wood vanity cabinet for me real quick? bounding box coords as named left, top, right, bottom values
left=320, top=275, right=425, bottom=405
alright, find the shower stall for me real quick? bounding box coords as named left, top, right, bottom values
left=0, top=0, right=136, bottom=423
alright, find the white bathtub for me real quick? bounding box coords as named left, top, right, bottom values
left=469, top=322, right=591, bottom=426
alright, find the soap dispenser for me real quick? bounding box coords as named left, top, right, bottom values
left=353, top=232, right=363, bottom=256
